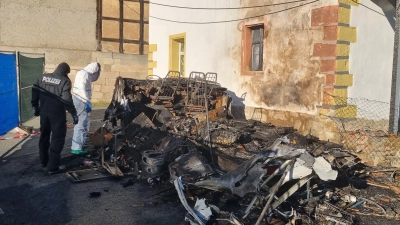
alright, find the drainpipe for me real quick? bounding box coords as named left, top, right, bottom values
left=389, top=1, right=400, bottom=133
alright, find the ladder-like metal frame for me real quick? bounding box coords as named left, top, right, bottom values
left=185, top=71, right=207, bottom=114
left=155, top=70, right=181, bottom=103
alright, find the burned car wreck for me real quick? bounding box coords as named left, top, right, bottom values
left=70, top=71, right=400, bottom=225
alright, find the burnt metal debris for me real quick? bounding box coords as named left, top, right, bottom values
left=73, top=71, right=400, bottom=225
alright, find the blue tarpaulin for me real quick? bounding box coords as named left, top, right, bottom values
left=0, top=53, right=18, bottom=136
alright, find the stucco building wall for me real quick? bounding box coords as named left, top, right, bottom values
left=149, top=0, right=340, bottom=140
left=349, top=0, right=395, bottom=103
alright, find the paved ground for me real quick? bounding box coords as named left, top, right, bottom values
left=0, top=108, right=186, bottom=225
left=3, top=109, right=400, bottom=225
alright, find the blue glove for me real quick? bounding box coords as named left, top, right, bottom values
left=85, top=103, right=92, bottom=113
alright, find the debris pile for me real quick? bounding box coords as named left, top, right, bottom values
left=77, top=72, right=400, bottom=225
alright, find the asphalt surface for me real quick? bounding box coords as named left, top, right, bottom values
left=2, top=109, right=400, bottom=225
left=0, top=108, right=186, bottom=225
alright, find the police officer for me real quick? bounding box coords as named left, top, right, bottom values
left=31, top=62, right=79, bottom=174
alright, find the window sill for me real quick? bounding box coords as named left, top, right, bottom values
left=241, top=70, right=264, bottom=76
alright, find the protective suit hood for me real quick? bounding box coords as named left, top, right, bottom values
left=73, top=62, right=101, bottom=103
left=83, top=62, right=101, bottom=82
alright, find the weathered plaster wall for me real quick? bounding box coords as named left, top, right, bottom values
left=349, top=0, right=395, bottom=103
left=236, top=0, right=340, bottom=141
left=0, top=0, right=148, bottom=103
left=0, top=0, right=97, bottom=51
left=149, top=0, right=339, bottom=140
left=238, top=1, right=330, bottom=112
left=150, top=0, right=337, bottom=112
left=0, top=0, right=97, bottom=68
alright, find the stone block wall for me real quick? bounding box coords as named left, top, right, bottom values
left=343, top=131, right=400, bottom=168
left=44, top=51, right=147, bottom=104
left=90, top=51, right=147, bottom=103
left=231, top=105, right=341, bottom=143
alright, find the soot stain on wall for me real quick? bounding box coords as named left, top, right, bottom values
left=238, top=1, right=325, bottom=111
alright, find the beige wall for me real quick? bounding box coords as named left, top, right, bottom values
left=0, top=0, right=97, bottom=51
left=87, top=51, right=147, bottom=103
left=0, top=0, right=148, bottom=103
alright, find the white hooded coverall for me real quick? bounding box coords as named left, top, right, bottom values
left=71, top=62, right=101, bottom=151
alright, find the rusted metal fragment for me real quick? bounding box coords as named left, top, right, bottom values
left=89, top=127, right=112, bottom=146
left=157, top=136, right=171, bottom=152
left=208, top=107, right=228, bottom=121
left=194, top=107, right=229, bottom=125
left=103, top=162, right=124, bottom=177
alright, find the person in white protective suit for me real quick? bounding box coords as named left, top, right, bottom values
left=71, top=62, right=101, bottom=154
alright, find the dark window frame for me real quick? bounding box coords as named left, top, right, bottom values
left=241, top=20, right=266, bottom=76
left=250, top=26, right=264, bottom=71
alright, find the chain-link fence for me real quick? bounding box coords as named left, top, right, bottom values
left=322, top=93, right=400, bottom=167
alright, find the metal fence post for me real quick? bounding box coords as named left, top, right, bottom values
left=15, top=51, right=21, bottom=126
left=389, top=1, right=400, bottom=133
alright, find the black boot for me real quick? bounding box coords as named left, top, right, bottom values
left=48, top=165, right=66, bottom=175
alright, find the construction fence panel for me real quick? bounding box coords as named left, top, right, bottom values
left=18, top=53, right=45, bottom=123
left=0, top=53, right=18, bottom=136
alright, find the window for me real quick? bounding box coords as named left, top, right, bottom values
left=251, top=26, right=264, bottom=71
left=169, top=33, right=186, bottom=76
left=241, top=21, right=265, bottom=75
left=179, top=41, right=185, bottom=75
